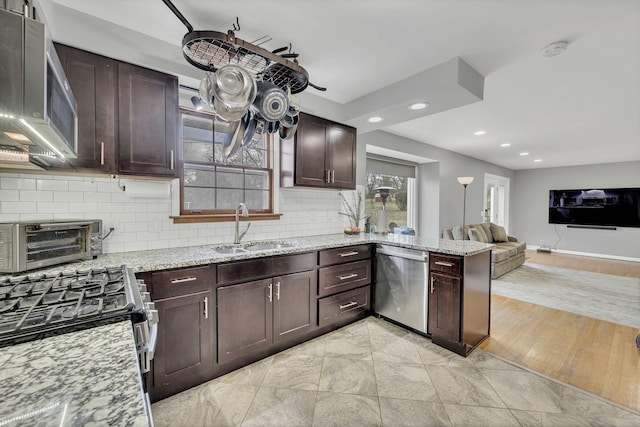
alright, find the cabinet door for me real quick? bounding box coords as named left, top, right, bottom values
left=293, top=113, right=329, bottom=187
left=327, top=123, right=356, bottom=189
left=54, top=43, right=117, bottom=171
left=117, top=62, right=178, bottom=176
left=273, top=271, right=316, bottom=343
left=428, top=272, right=461, bottom=342
left=217, top=278, right=273, bottom=364
left=152, top=290, right=214, bottom=401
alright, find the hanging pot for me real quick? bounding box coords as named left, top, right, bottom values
left=222, top=118, right=245, bottom=158
left=252, top=81, right=288, bottom=122
left=241, top=110, right=258, bottom=146
left=211, top=64, right=257, bottom=122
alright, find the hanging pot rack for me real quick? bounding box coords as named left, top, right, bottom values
left=162, top=0, right=325, bottom=94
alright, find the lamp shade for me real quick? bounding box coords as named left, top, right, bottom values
left=457, top=176, right=474, bottom=185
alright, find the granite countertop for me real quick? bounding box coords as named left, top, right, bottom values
left=0, top=321, right=150, bottom=427
left=1, top=233, right=492, bottom=280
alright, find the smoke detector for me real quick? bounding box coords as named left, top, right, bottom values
left=541, top=41, right=569, bottom=57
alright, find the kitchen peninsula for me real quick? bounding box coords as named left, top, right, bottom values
left=0, top=233, right=492, bottom=410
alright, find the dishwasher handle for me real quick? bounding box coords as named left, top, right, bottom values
left=376, top=246, right=428, bottom=262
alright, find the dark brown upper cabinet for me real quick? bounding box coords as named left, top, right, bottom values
left=281, top=112, right=356, bottom=189
left=54, top=43, right=178, bottom=177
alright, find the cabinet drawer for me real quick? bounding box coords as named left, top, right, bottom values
left=151, top=266, right=214, bottom=300
left=318, top=245, right=371, bottom=266
left=318, top=259, right=371, bottom=297
left=430, top=254, right=462, bottom=276
left=318, top=286, right=370, bottom=328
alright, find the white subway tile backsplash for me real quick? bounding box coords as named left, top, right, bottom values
left=0, top=172, right=345, bottom=254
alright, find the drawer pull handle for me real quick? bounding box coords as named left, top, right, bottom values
left=338, top=273, right=358, bottom=281
left=170, top=276, right=197, bottom=284
left=339, top=301, right=358, bottom=310
left=203, top=297, right=208, bottom=319
left=268, top=283, right=272, bottom=302
left=339, top=251, right=359, bottom=257
left=430, top=276, right=435, bottom=294
left=435, top=261, right=454, bottom=267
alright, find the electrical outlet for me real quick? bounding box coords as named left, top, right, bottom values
left=540, top=239, right=545, bottom=246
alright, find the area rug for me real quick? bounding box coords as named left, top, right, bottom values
left=491, top=263, right=640, bottom=329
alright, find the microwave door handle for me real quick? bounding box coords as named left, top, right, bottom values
left=36, top=221, right=94, bottom=230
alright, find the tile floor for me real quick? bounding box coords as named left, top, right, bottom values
left=151, top=317, right=640, bottom=426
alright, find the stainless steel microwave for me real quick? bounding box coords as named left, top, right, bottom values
left=0, top=7, right=78, bottom=168
left=0, top=220, right=102, bottom=274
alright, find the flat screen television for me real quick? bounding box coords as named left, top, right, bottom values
left=549, top=188, right=640, bottom=228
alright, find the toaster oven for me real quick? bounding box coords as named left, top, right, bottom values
left=0, top=220, right=102, bottom=273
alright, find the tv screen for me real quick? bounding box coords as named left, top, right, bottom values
left=549, top=188, right=640, bottom=228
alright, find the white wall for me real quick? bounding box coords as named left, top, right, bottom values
left=357, top=130, right=516, bottom=237
left=512, top=161, right=640, bottom=259
left=0, top=172, right=349, bottom=254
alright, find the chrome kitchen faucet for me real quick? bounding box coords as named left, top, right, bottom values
left=234, top=203, right=251, bottom=244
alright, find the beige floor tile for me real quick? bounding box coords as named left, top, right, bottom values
left=443, top=404, right=521, bottom=427
left=261, top=353, right=322, bottom=390
left=312, top=391, right=381, bottom=427
left=374, top=360, right=439, bottom=402
left=379, top=398, right=451, bottom=426
left=241, top=387, right=316, bottom=427
left=318, top=357, right=377, bottom=396
left=427, top=366, right=506, bottom=408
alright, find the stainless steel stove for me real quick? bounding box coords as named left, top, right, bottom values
left=0, top=266, right=158, bottom=374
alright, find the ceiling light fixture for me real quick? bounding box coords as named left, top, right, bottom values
left=520, top=152, right=529, bottom=156
left=500, top=143, right=511, bottom=147
left=534, top=159, right=543, bottom=162
left=408, top=102, right=428, bottom=110
left=541, top=40, right=568, bottom=58
left=367, top=116, right=383, bottom=123
left=474, top=130, right=486, bottom=136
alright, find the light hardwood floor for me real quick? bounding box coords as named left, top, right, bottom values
left=479, top=250, right=640, bottom=412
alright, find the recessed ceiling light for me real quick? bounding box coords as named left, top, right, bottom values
left=408, top=102, right=428, bottom=110
left=534, top=159, right=543, bottom=162
left=367, top=116, right=383, bottom=123
left=474, top=130, right=486, bottom=136
left=541, top=40, right=568, bottom=58
left=520, top=152, right=529, bottom=156
left=500, top=143, right=511, bottom=147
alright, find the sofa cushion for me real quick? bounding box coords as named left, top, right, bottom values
left=452, top=225, right=470, bottom=240
left=477, top=223, right=494, bottom=243
left=469, top=226, right=489, bottom=243
left=491, top=247, right=511, bottom=263
left=490, top=223, right=509, bottom=242
left=495, top=241, right=526, bottom=254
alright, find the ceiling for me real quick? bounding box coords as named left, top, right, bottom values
left=42, top=0, right=640, bottom=170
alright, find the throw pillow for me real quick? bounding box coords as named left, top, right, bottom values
left=470, top=226, right=489, bottom=243
left=490, top=223, right=509, bottom=242
left=478, top=222, right=494, bottom=243
left=468, top=227, right=485, bottom=243
left=452, top=225, right=469, bottom=240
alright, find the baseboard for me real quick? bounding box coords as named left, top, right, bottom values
left=527, top=245, right=640, bottom=263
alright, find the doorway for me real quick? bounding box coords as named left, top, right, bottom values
left=484, top=173, right=510, bottom=231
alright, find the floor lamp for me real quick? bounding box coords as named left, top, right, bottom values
left=457, top=176, right=474, bottom=239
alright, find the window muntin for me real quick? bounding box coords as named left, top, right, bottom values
left=180, top=109, right=272, bottom=215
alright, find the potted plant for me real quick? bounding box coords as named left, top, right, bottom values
left=338, top=191, right=367, bottom=234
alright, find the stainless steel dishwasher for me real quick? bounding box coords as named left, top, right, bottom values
left=375, top=244, right=429, bottom=334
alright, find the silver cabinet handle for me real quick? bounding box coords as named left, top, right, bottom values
left=435, top=261, right=454, bottom=267
left=268, top=283, right=272, bottom=302
left=339, top=301, right=358, bottom=310
left=325, top=170, right=330, bottom=183
left=203, top=297, right=208, bottom=319
left=170, top=276, right=197, bottom=284
left=170, top=149, right=175, bottom=170
left=331, top=169, right=335, bottom=183
left=430, top=276, right=435, bottom=294
left=275, top=282, right=280, bottom=300
left=338, top=273, right=358, bottom=281
left=339, top=251, right=359, bottom=257
left=100, top=142, right=105, bottom=165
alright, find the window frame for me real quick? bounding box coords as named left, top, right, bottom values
left=172, top=107, right=281, bottom=224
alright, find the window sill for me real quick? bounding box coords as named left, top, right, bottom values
left=171, top=213, right=283, bottom=224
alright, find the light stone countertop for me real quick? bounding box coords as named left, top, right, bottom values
left=0, top=321, right=150, bottom=427
left=2, top=233, right=492, bottom=280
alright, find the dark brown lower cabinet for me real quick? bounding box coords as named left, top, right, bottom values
left=217, top=270, right=316, bottom=365
left=151, top=290, right=214, bottom=401
left=428, top=273, right=461, bottom=342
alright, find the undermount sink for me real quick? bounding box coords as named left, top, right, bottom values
left=242, top=241, right=295, bottom=251
left=212, top=246, right=248, bottom=254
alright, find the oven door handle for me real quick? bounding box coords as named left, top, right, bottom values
left=34, top=221, right=94, bottom=230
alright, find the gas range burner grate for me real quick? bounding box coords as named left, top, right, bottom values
left=0, top=265, right=139, bottom=346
